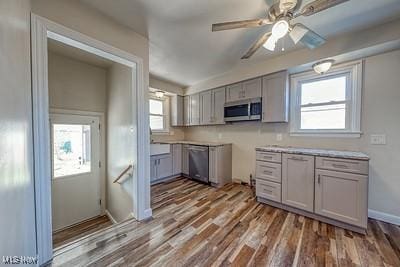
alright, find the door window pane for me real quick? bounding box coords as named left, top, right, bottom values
left=301, top=76, right=346, bottom=105
left=53, top=124, right=91, bottom=178
left=301, top=104, right=346, bottom=130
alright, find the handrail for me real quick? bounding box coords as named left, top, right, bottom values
left=113, top=164, right=133, bottom=184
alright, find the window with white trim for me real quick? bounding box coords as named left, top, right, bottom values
left=290, top=61, right=362, bottom=137
left=149, top=95, right=169, bottom=133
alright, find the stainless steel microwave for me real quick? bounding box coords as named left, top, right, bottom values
left=224, top=97, right=262, bottom=122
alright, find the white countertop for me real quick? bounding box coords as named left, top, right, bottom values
left=153, top=140, right=231, bottom=147
left=256, top=145, right=370, bottom=160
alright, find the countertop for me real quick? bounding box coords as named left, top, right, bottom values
left=153, top=140, right=231, bottom=147
left=256, top=145, right=370, bottom=160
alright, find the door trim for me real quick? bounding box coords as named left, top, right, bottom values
left=31, top=15, right=151, bottom=265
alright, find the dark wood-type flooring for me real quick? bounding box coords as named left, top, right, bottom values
left=52, top=177, right=400, bottom=266
left=53, top=215, right=113, bottom=249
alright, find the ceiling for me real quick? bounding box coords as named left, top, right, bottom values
left=81, top=0, right=400, bottom=87
left=48, top=38, right=114, bottom=68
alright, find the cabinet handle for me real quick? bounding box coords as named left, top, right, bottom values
left=318, top=174, right=321, bottom=184
left=263, top=170, right=273, bottom=175
left=290, top=156, right=304, bottom=161
left=332, top=163, right=348, bottom=169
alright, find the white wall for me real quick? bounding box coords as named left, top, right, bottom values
left=185, top=49, right=400, bottom=219
left=106, top=63, right=135, bottom=222
left=48, top=51, right=107, bottom=112
left=149, top=76, right=185, bottom=142
left=0, top=0, right=37, bottom=262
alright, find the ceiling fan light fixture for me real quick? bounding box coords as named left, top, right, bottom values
left=272, top=19, right=289, bottom=40
left=263, top=35, right=277, bottom=51
left=313, top=59, right=335, bottom=74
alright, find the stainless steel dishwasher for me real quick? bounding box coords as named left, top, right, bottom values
left=188, top=145, right=209, bottom=183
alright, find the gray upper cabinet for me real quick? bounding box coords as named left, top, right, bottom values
left=226, top=83, right=243, bottom=102
left=170, top=95, right=184, bottom=126
left=242, top=78, right=262, bottom=99
left=183, top=95, right=190, bottom=126
left=212, top=87, right=225, bottom=124
left=226, top=78, right=262, bottom=102
left=190, top=93, right=200, bottom=126
left=282, top=153, right=315, bottom=212
left=200, top=87, right=226, bottom=125
left=262, top=71, right=289, bottom=123
left=200, top=90, right=213, bottom=125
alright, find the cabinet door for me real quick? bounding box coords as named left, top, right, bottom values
left=200, top=90, right=212, bottom=125
left=190, top=94, right=200, bottom=125
left=226, top=83, right=243, bottom=102
left=183, top=95, right=190, bottom=126
left=182, top=145, right=189, bottom=175
left=171, top=95, right=184, bottom=126
left=315, top=169, right=368, bottom=228
left=150, top=157, right=158, bottom=182
left=172, top=144, right=182, bottom=175
left=243, top=78, right=262, bottom=99
left=209, top=147, right=217, bottom=183
left=262, top=71, right=289, bottom=122
left=213, top=87, right=225, bottom=125
left=282, top=154, right=315, bottom=212
left=157, top=154, right=173, bottom=179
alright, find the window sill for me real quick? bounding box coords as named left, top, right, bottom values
left=290, top=132, right=362, bottom=138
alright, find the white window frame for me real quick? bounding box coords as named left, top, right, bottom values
left=149, top=94, right=170, bottom=134
left=290, top=60, right=363, bottom=138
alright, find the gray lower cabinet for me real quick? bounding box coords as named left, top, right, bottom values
left=262, top=71, right=289, bottom=122
left=281, top=153, right=315, bottom=212
left=315, top=169, right=368, bottom=228
left=151, top=154, right=173, bottom=183
left=182, top=145, right=189, bottom=175
left=172, top=144, right=182, bottom=175
left=208, top=145, right=232, bottom=187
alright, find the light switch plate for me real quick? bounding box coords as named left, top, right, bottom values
left=276, top=133, right=283, bottom=141
left=218, top=133, right=222, bottom=139
left=370, top=134, right=386, bottom=145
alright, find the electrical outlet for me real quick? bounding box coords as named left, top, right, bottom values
left=370, top=134, right=386, bottom=145
left=218, top=133, right=222, bottom=139
left=276, top=133, right=283, bottom=141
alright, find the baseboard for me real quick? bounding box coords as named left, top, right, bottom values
left=368, top=209, right=400, bottom=226
left=105, top=210, right=117, bottom=224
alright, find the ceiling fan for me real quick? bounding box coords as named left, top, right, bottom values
left=211, top=0, right=349, bottom=59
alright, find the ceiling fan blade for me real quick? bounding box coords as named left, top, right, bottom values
left=241, top=32, right=272, bottom=59
left=289, top=23, right=326, bottom=49
left=212, top=18, right=271, bottom=32
left=299, top=0, right=349, bottom=17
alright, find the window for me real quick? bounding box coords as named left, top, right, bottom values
left=149, top=95, right=169, bottom=133
left=53, top=124, right=91, bottom=178
left=290, top=61, right=362, bottom=137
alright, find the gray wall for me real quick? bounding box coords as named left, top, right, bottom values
left=0, top=0, right=37, bottom=263
left=106, top=63, right=134, bottom=222
left=185, top=49, right=400, bottom=219
left=48, top=51, right=107, bottom=112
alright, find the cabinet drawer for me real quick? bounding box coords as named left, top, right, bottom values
left=256, top=151, right=281, bottom=163
left=316, top=157, right=368, bottom=175
left=256, top=180, right=281, bottom=203
left=255, top=161, right=281, bottom=183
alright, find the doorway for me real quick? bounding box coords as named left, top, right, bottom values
left=31, top=15, right=151, bottom=265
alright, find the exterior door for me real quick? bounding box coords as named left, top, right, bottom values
left=282, top=153, right=315, bottom=212
left=50, top=114, right=101, bottom=231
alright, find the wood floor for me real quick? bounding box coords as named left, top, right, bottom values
left=53, top=215, right=113, bottom=249
left=52, top=177, right=400, bottom=266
